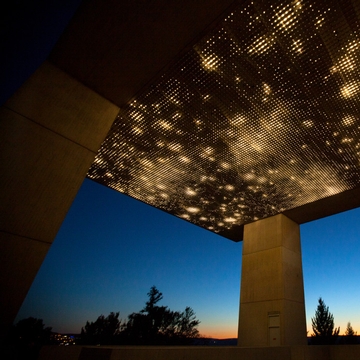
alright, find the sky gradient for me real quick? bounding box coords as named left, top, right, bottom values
left=15, top=178, right=360, bottom=339
left=5, top=0, right=359, bottom=341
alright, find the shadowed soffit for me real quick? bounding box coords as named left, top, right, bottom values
left=82, top=0, right=360, bottom=241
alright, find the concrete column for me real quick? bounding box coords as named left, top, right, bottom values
left=0, top=61, right=119, bottom=340
left=238, top=214, right=307, bottom=347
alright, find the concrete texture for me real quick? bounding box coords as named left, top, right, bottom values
left=0, top=106, right=95, bottom=241
left=50, top=0, right=235, bottom=107
left=0, top=61, right=119, bottom=338
left=238, top=215, right=307, bottom=347
left=5, top=61, right=119, bottom=152
left=38, top=345, right=360, bottom=360
left=0, top=232, right=50, bottom=335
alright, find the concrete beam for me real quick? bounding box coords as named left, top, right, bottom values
left=0, top=61, right=119, bottom=339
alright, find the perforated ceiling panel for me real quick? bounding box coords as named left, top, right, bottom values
left=88, top=0, right=360, bottom=240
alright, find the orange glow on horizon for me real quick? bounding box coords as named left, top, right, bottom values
left=200, top=325, right=237, bottom=340
left=204, top=324, right=360, bottom=339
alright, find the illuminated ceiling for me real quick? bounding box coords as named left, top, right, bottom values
left=87, top=0, right=360, bottom=241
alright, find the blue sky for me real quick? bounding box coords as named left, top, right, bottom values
left=15, top=178, right=360, bottom=338
left=6, top=0, right=359, bottom=340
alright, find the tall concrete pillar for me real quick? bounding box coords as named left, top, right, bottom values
left=238, top=214, right=307, bottom=347
left=0, top=61, right=119, bottom=340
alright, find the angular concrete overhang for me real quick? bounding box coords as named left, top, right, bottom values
left=50, top=0, right=360, bottom=241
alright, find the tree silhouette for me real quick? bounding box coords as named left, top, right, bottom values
left=175, top=306, right=200, bottom=340
left=9, top=317, right=52, bottom=360
left=123, top=286, right=200, bottom=345
left=344, top=322, right=358, bottom=344
left=80, top=286, right=200, bottom=345
left=311, top=297, right=339, bottom=345
left=145, top=286, right=163, bottom=311
left=80, top=312, right=123, bottom=345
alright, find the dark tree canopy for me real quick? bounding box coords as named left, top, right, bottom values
left=344, top=322, right=358, bottom=344
left=345, top=322, right=356, bottom=336
left=80, top=311, right=122, bottom=345
left=311, top=297, right=340, bottom=345
left=9, top=317, right=52, bottom=360
left=123, top=286, right=200, bottom=345
left=145, top=286, right=163, bottom=312
left=80, top=286, right=200, bottom=345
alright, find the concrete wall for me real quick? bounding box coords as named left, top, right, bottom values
left=0, top=61, right=119, bottom=338
left=39, top=345, right=360, bottom=360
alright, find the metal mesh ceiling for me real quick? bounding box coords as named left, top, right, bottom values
left=88, top=0, right=360, bottom=240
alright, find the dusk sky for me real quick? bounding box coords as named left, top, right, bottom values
left=5, top=1, right=360, bottom=341
left=16, top=178, right=360, bottom=339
